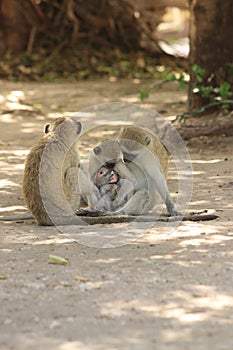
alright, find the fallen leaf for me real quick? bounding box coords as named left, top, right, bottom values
left=0, top=275, right=8, bottom=280
left=74, top=276, right=90, bottom=283
left=48, top=255, right=69, bottom=265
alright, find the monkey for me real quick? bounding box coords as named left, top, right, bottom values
left=21, top=116, right=84, bottom=226
left=76, top=126, right=173, bottom=217
left=95, top=166, right=120, bottom=210
left=95, top=166, right=119, bottom=191
left=90, top=166, right=121, bottom=212
left=118, top=125, right=178, bottom=216
left=0, top=122, right=218, bottom=225
left=79, top=165, right=121, bottom=213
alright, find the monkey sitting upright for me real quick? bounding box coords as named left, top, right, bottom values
left=22, top=116, right=84, bottom=226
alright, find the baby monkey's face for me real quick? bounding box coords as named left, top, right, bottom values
left=95, top=166, right=119, bottom=187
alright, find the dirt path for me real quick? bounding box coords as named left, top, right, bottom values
left=0, top=79, right=232, bottom=350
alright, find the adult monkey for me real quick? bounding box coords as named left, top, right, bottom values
left=119, top=125, right=177, bottom=215
left=1, top=116, right=82, bottom=225
left=0, top=116, right=83, bottom=224
left=22, top=116, right=85, bottom=226
left=78, top=125, right=177, bottom=216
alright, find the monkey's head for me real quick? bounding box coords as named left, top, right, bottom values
left=44, top=116, right=82, bottom=137
left=44, top=117, right=67, bottom=134
left=119, top=125, right=169, bottom=163
left=89, top=139, right=124, bottom=179
left=120, top=126, right=151, bottom=147
left=95, top=166, right=119, bottom=188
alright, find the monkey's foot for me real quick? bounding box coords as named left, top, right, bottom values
left=168, top=209, right=182, bottom=216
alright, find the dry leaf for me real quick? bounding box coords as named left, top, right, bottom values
left=48, top=255, right=69, bottom=265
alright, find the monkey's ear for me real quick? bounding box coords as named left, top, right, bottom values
left=76, top=121, right=82, bottom=134
left=44, top=123, right=50, bottom=134
left=94, top=146, right=101, bottom=155
left=145, top=136, right=151, bottom=145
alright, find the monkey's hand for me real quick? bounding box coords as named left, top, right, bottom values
left=165, top=196, right=181, bottom=216
left=112, top=178, right=134, bottom=210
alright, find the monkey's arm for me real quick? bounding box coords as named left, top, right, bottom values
left=135, top=152, right=179, bottom=216
left=111, top=161, right=136, bottom=209
left=78, top=164, right=101, bottom=208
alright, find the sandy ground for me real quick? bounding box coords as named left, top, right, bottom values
left=0, top=79, right=233, bottom=350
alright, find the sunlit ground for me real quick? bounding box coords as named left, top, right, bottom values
left=0, top=80, right=232, bottom=350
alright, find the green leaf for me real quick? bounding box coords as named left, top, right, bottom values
left=0, top=275, right=8, bottom=280
left=168, top=73, right=176, bottom=82
left=196, top=75, right=203, bottom=83
left=192, top=64, right=206, bottom=76
left=138, top=88, right=150, bottom=102
left=48, top=255, right=69, bottom=265
left=219, top=81, right=232, bottom=99
left=200, top=86, right=213, bottom=98
left=178, top=80, right=188, bottom=90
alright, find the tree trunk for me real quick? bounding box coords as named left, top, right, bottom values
left=188, top=0, right=233, bottom=110
left=0, top=0, right=31, bottom=54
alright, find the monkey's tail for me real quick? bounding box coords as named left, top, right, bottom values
left=0, top=213, right=33, bottom=221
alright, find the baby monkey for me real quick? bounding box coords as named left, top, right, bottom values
left=79, top=163, right=131, bottom=214
left=94, top=165, right=119, bottom=211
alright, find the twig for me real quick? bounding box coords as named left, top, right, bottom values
left=176, top=100, right=233, bottom=121
left=27, top=26, right=37, bottom=53
left=78, top=213, right=218, bottom=225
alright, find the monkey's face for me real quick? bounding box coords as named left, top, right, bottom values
left=95, top=166, right=119, bottom=188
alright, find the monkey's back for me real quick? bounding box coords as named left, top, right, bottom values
left=120, top=125, right=169, bottom=176
left=22, top=137, right=53, bottom=225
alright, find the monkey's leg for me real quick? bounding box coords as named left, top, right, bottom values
left=112, top=189, right=151, bottom=215
left=152, top=173, right=178, bottom=216
left=153, top=177, right=178, bottom=216
left=94, top=194, right=113, bottom=212
left=78, top=164, right=101, bottom=208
